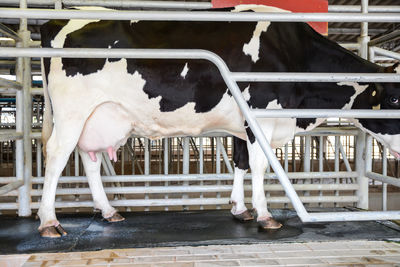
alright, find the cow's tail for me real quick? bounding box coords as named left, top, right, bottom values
left=41, top=58, right=53, bottom=163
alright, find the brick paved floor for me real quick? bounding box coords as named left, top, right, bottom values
left=2, top=240, right=400, bottom=266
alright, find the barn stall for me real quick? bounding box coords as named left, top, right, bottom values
left=0, top=0, right=399, bottom=265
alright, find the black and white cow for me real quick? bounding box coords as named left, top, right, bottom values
left=39, top=5, right=400, bottom=237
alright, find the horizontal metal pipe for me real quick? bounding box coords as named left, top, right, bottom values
left=1, top=1, right=399, bottom=13
left=339, top=43, right=360, bottom=50
left=305, top=211, right=400, bottom=222
left=22, top=195, right=358, bottom=210
left=1, top=47, right=399, bottom=84
left=366, top=172, right=400, bottom=187
left=0, top=0, right=213, bottom=9
left=232, top=72, right=400, bottom=83
left=10, top=183, right=358, bottom=197
left=0, top=130, right=23, bottom=141
left=253, top=109, right=400, bottom=119
left=372, top=47, right=400, bottom=61
left=0, top=8, right=400, bottom=22
left=0, top=180, right=24, bottom=195
left=0, top=77, right=22, bottom=90
left=0, top=48, right=398, bottom=84
left=27, top=127, right=359, bottom=140
left=25, top=172, right=358, bottom=184
left=328, top=5, right=400, bottom=13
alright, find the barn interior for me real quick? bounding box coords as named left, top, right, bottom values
left=0, top=0, right=399, bottom=266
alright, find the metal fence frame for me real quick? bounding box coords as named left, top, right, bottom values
left=0, top=0, right=399, bottom=222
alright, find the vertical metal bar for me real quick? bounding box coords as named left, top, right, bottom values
left=144, top=138, right=150, bottom=175
left=36, top=139, right=41, bottom=177
left=303, top=136, right=311, bottom=203
left=132, top=138, right=135, bottom=174
left=182, top=137, right=189, bottom=210
left=199, top=137, right=204, bottom=210
left=74, top=147, right=79, bottom=176
left=284, top=144, right=288, bottom=172
left=318, top=136, right=323, bottom=207
left=216, top=137, right=221, bottom=209
left=359, top=0, right=370, bottom=59
left=164, top=138, right=169, bottom=211
left=216, top=137, right=221, bottom=174
left=292, top=139, right=296, bottom=172
left=356, top=132, right=368, bottom=209
left=121, top=145, right=125, bottom=175
left=334, top=136, right=340, bottom=207
left=217, top=137, right=233, bottom=174
left=382, top=146, right=387, bottom=211
left=144, top=138, right=149, bottom=211
left=319, top=136, right=323, bottom=172
left=17, top=0, right=32, bottom=216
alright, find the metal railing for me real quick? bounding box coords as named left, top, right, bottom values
left=0, top=2, right=399, bottom=222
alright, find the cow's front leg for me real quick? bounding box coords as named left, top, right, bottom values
left=230, top=137, right=253, bottom=221
left=247, top=138, right=282, bottom=229
left=230, top=167, right=254, bottom=221
left=79, top=149, right=124, bottom=222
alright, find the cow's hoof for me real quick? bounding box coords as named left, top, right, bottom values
left=258, top=217, right=282, bottom=229
left=39, top=224, right=67, bottom=238
left=232, top=209, right=254, bottom=222
left=104, top=212, right=125, bottom=222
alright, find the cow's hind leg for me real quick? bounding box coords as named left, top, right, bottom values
left=247, top=136, right=282, bottom=229
left=230, top=137, right=253, bottom=221
left=38, top=127, right=81, bottom=237
left=79, top=149, right=124, bottom=222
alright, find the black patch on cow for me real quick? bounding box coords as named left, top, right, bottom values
left=352, top=82, right=400, bottom=135
left=55, top=19, right=256, bottom=113
left=233, top=137, right=250, bottom=170
left=41, top=15, right=394, bottom=129
left=243, top=22, right=381, bottom=130
left=40, top=19, right=69, bottom=83
left=62, top=20, right=133, bottom=76
left=244, top=121, right=255, bottom=144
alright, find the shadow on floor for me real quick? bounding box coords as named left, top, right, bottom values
left=0, top=209, right=399, bottom=254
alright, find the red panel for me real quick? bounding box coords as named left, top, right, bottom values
left=211, top=0, right=328, bottom=35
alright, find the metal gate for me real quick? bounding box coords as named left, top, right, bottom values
left=0, top=0, right=399, bottom=222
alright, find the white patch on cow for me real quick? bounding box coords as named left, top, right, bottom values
left=114, top=40, right=119, bottom=45
left=230, top=167, right=248, bottom=215
left=242, top=86, right=251, bottom=101
left=254, top=100, right=297, bottom=148
left=232, top=5, right=290, bottom=63
left=180, top=63, right=189, bottom=79
left=337, top=82, right=368, bottom=109
left=51, top=19, right=99, bottom=48
left=242, top=21, right=270, bottom=63
left=395, top=64, right=400, bottom=74
left=130, top=20, right=139, bottom=24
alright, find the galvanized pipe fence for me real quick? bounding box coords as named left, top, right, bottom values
left=0, top=1, right=399, bottom=222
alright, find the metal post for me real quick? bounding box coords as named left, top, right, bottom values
left=36, top=139, right=41, bottom=177
left=199, top=137, right=204, bottom=210
left=359, top=0, right=370, bottom=59
left=356, top=132, right=369, bottom=209
left=144, top=138, right=149, bottom=211
left=164, top=138, right=169, bottom=211
left=215, top=138, right=221, bottom=209
left=17, top=0, right=32, bottom=216
left=284, top=144, right=288, bottom=172
left=182, top=137, right=189, bottom=210
left=382, top=146, right=387, bottom=211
